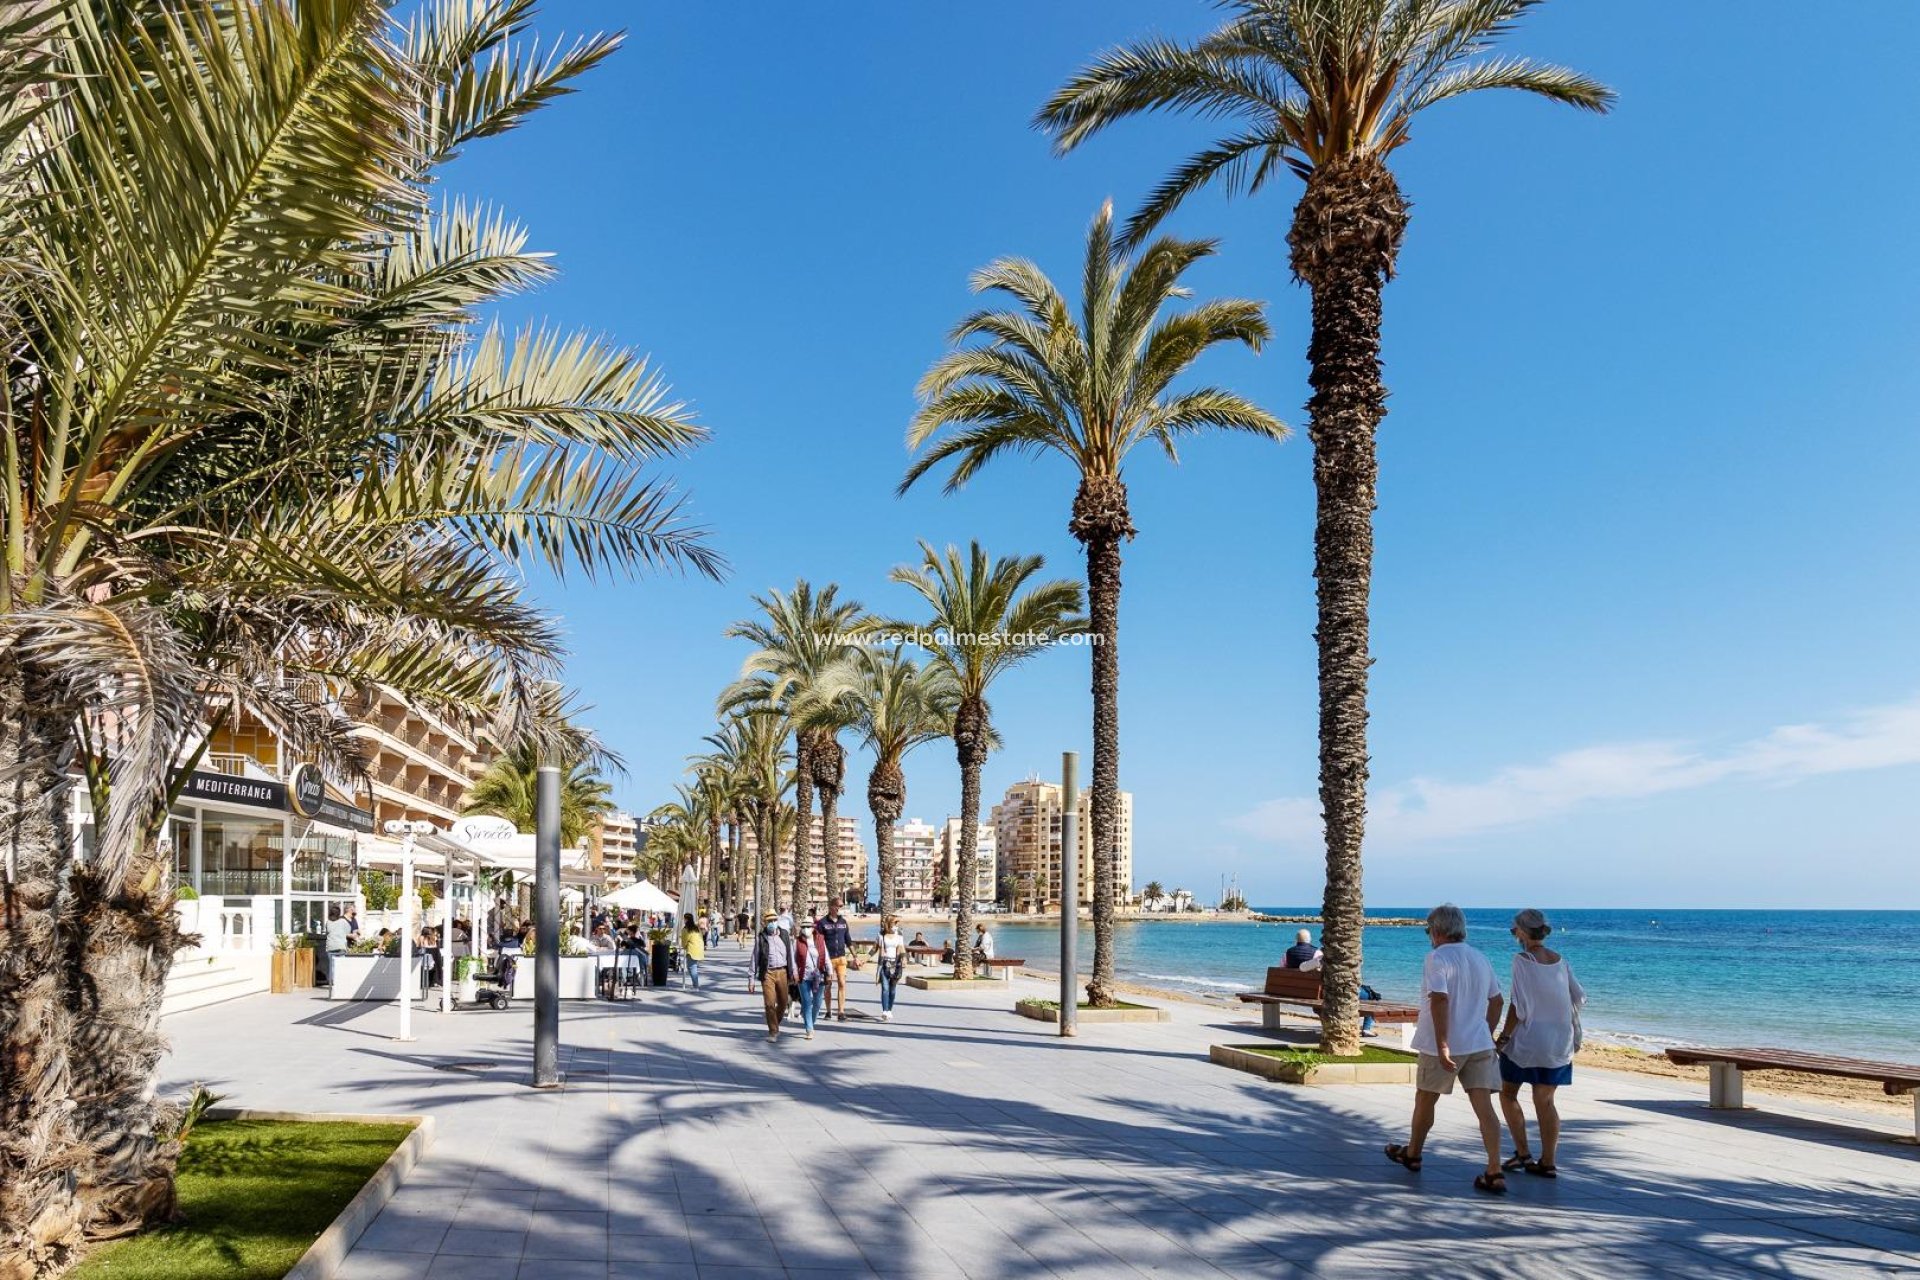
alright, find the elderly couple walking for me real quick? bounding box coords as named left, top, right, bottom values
left=749, top=899, right=868, bottom=1041
left=1386, top=904, right=1586, bottom=1194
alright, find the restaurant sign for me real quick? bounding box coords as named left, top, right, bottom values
left=173, top=764, right=375, bottom=833
left=288, top=763, right=376, bottom=833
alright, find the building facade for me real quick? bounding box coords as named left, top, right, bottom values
left=597, top=810, right=641, bottom=886
left=989, top=777, right=1133, bottom=912
left=938, top=816, right=997, bottom=908
left=892, top=818, right=940, bottom=912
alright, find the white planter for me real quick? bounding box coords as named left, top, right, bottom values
left=458, top=974, right=478, bottom=1004
left=507, top=954, right=606, bottom=999
left=327, top=954, right=425, bottom=1001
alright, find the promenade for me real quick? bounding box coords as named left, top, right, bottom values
left=157, top=946, right=1920, bottom=1279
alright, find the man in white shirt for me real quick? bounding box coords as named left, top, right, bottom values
left=1386, top=903, right=1510, bottom=1194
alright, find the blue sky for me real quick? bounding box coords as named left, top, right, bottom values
left=448, top=1, right=1920, bottom=910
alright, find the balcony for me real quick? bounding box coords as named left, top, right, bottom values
left=203, top=752, right=278, bottom=781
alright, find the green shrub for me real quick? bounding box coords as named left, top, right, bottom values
left=174, top=884, right=199, bottom=901
left=358, top=870, right=398, bottom=911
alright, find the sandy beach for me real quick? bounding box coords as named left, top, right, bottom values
left=1002, top=964, right=1913, bottom=1117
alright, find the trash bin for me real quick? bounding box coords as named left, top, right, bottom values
left=650, top=943, right=670, bottom=987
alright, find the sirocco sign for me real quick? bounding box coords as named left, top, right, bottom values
left=449, top=814, right=520, bottom=845
left=287, top=762, right=376, bottom=833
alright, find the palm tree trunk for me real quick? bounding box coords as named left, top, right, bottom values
left=728, top=817, right=742, bottom=924
left=1288, top=152, right=1408, bottom=1057
left=814, top=735, right=844, bottom=905
left=951, top=697, right=987, bottom=980
left=1071, top=475, right=1133, bottom=1008
left=0, top=660, right=85, bottom=1277
left=790, top=734, right=814, bottom=911
left=867, top=756, right=905, bottom=914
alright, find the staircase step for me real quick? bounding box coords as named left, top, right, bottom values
left=162, top=954, right=270, bottom=1016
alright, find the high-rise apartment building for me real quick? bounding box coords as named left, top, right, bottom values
left=737, top=814, right=868, bottom=910
left=892, top=818, right=940, bottom=911
left=596, top=810, right=640, bottom=886
left=989, top=777, right=1132, bottom=911
left=938, top=817, right=997, bottom=907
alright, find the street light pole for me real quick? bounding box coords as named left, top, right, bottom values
left=533, top=765, right=561, bottom=1088
left=385, top=819, right=434, bottom=1042
left=1060, top=750, right=1078, bottom=1039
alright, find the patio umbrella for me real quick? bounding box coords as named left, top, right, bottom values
left=600, top=878, right=677, bottom=913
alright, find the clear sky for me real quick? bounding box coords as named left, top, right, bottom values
left=446, top=1, right=1920, bottom=910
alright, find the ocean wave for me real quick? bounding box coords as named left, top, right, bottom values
left=1135, top=972, right=1244, bottom=992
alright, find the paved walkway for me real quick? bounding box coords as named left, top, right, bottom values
left=158, top=946, right=1920, bottom=1278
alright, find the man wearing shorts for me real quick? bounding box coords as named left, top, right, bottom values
left=818, top=897, right=854, bottom=1022
left=1385, top=903, right=1509, bottom=1194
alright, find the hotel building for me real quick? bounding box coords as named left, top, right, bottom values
left=989, top=777, right=1133, bottom=912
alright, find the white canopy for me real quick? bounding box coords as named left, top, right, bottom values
left=601, top=878, right=677, bottom=912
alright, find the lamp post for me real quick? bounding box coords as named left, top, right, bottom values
left=384, top=819, right=434, bottom=1042
left=533, top=766, right=560, bottom=1088
left=1059, top=751, right=1078, bottom=1038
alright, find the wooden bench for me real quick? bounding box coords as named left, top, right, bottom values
left=1236, top=967, right=1419, bottom=1037
left=978, top=957, right=1025, bottom=981
left=1665, top=1047, right=1920, bottom=1142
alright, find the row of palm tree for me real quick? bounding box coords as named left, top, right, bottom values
left=654, top=545, right=1082, bottom=980
left=0, top=2, right=716, bottom=1269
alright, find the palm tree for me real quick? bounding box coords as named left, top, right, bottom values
left=892, top=542, right=1084, bottom=978
left=723, top=581, right=866, bottom=911
left=1143, top=879, right=1166, bottom=911
left=702, top=711, right=790, bottom=918
left=902, top=203, right=1283, bottom=1007
left=1037, top=0, right=1611, bottom=1051
left=802, top=647, right=958, bottom=914
left=462, top=745, right=617, bottom=848
left=0, top=3, right=715, bottom=1261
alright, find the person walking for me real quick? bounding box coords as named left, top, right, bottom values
left=793, top=918, right=830, bottom=1040
left=751, top=911, right=795, bottom=1041
left=1386, top=903, right=1509, bottom=1194
left=818, top=897, right=854, bottom=1022
left=1496, top=908, right=1585, bottom=1179
left=876, top=914, right=906, bottom=1022
left=323, top=905, right=350, bottom=986
left=681, top=913, right=705, bottom=991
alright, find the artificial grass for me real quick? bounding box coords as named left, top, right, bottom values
left=1019, top=998, right=1155, bottom=1011
left=71, top=1118, right=411, bottom=1280
left=1229, top=1044, right=1417, bottom=1065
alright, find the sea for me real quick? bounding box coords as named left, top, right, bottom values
left=985, top=907, right=1920, bottom=1064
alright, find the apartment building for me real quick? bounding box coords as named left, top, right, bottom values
left=989, top=777, right=1133, bottom=912
left=937, top=817, right=998, bottom=908
left=892, top=818, right=940, bottom=912
left=596, top=810, right=641, bottom=886
left=736, top=813, right=868, bottom=910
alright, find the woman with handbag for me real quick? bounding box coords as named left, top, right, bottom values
left=875, top=915, right=906, bottom=1022
left=793, top=920, right=830, bottom=1040
left=1495, top=908, right=1585, bottom=1178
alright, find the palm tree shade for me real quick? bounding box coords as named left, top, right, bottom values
left=1037, top=0, right=1611, bottom=1050
left=461, top=746, right=616, bottom=848
left=903, top=202, right=1283, bottom=1006
left=891, top=542, right=1084, bottom=979
left=0, top=2, right=716, bottom=1262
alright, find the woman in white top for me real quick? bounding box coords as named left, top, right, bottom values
left=1495, top=907, right=1585, bottom=1178
left=876, top=915, right=906, bottom=1022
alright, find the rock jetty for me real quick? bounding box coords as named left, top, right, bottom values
left=1251, top=912, right=1425, bottom=927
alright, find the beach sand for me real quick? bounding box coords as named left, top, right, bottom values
left=1007, top=966, right=1912, bottom=1118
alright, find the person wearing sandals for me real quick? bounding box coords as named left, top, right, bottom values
left=1495, top=908, right=1585, bottom=1180
left=1386, top=903, right=1510, bottom=1195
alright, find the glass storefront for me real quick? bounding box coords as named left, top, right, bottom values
left=199, top=813, right=285, bottom=896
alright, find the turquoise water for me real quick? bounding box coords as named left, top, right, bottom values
left=984, top=907, right=1920, bottom=1064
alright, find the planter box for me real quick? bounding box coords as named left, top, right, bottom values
left=508, top=954, right=606, bottom=1000
left=271, top=951, right=295, bottom=993
left=1015, top=999, right=1170, bottom=1024
left=326, top=955, right=425, bottom=1002
left=1209, top=1042, right=1416, bottom=1086
left=294, top=949, right=316, bottom=988
left=905, top=974, right=1005, bottom=991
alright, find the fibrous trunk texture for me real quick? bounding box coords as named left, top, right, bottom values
left=0, top=657, right=183, bottom=1278
left=867, top=756, right=905, bottom=915
left=950, top=697, right=986, bottom=980
left=1288, top=152, right=1407, bottom=1056
left=791, top=733, right=814, bottom=912
left=814, top=734, right=844, bottom=905
left=1070, top=474, right=1133, bottom=1008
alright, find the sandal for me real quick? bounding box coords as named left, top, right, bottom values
left=1384, top=1144, right=1422, bottom=1172
left=1501, top=1151, right=1531, bottom=1172
left=1524, top=1160, right=1558, bottom=1179
left=1473, top=1172, right=1508, bottom=1196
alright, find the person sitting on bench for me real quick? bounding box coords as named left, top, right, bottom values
left=1280, top=930, right=1377, bottom=1038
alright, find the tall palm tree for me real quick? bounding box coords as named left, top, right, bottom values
left=1037, top=0, right=1611, bottom=1050
left=0, top=3, right=715, bottom=1262
left=702, top=711, right=789, bottom=918
left=801, top=647, right=958, bottom=914
left=723, top=581, right=866, bottom=911
left=891, top=543, right=1084, bottom=978
left=902, top=203, right=1283, bottom=1006
left=462, top=745, right=617, bottom=848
